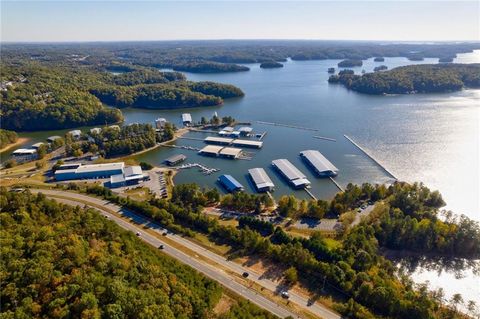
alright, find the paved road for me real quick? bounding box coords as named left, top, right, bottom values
left=31, top=189, right=341, bottom=319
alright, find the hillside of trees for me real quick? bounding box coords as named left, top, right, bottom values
left=0, top=188, right=280, bottom=319
left=328, top=63, right=480, bottom=94
left=2, top=41, right=479, bottom=74
left=0, top=129, right=18, bottom=149
left=75, top=181, right=479, bottom=319
left=0, top=62, right=243, bottom=131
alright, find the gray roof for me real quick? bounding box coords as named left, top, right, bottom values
left=165, top=154, right=187, bottom=163
left=300, top=150, right=338, bottom=174
left=182, top=113, right=192, bottom=122
left=248, top=168, right=274, bottom=189
left=124, top=166, right=143, bottom=177
left=110, top=174, right=125, bottom=184
left=272, top=159, right=306, bottom=181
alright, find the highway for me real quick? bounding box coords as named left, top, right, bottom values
left=30, top=189, right=341, bottom=319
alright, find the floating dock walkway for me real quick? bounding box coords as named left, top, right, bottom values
left=174, top=163, right=220, bottom=175
left=256, top=121, right=320, bottom=132
left=329, top=177, right=344, bottom=192
left=304, top=188, right=317, bottom=200
left=313, top=135, right=336, bottom=142
left=344, top=135, right=398, bottom=181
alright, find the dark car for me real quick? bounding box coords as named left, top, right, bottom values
left=159, top=245, right=164, bottom=249
left=242, top=272, right=249, bottom=278
left=162, top=231, right=168, bottom=236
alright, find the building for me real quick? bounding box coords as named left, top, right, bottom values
left=300, top=150, right=339, bottom=177
left=164, top=154, right=187, bottom=166
left=31, top=142, right=45, bottom=149
left=108, top=125, right=120, bottom=131
left=54, top=162, right=125, bottom=181
left=204, top=137, right=263, bottom=149
left=248, top=168, right=274, bottom=192
left=110, top=166, right=145, bottom=188
left=182, top=113, right=192, bottom=126
left=231, top=139, right=263, bottom=149
left=155, top=118, right=167, bottom=129
left=223, top=126, right=234, bottom=132
left=68, top=130, right=82, bottom=140
left=239, top=127, right=253, bottom=136
left=218, top=174, right=244, bottom=193
left=272, top=159, right=311, bottom=189
left=11, top=148, right=38, bottom=162
left=218, top=147, right=242, bottom=159
left=204, top=136, right=234, bottom=145
left=47, top=136, right=62, bottom=143
left=90, top=127, right=102, bottom=135
left=198, top=145, right=242, bottom=159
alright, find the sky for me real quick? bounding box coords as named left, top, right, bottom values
left=1, top=1, right=479, bottom=42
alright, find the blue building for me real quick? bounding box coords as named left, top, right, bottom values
left=218, top=174, right=244, bottom=193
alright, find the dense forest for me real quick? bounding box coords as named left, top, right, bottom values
left=0, top=129, right=18, bottom=149
left=0, top=61, right=243, bottom=131
left=77, top=181, right=479, bottom=319
left=328, top=64, right=480, bottom=94
left=0, top=189, right=278, bottom=319
left=2, top=41, right=479, bottom=74
left=260, top=61, right=284, bottom=68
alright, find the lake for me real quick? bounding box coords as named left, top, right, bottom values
left=4, top=51, right=479, bottom=305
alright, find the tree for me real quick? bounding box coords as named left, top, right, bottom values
left=283, top=267, right=298, bottom=285
left=36, top=144, right=48, bottom=159
left=277, top=195, right=298, bottom=218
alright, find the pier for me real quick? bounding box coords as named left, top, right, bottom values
left=329, top=177, right=344, bottom=192
left=344, top=135, right=398, bottom=180
left=256, top=121, right=320, bottom=132
left=313, top=135, right=336, bottom=142
left=163, top=144, right=201, bottom=152
left=304, top=188, right=317, bottom=200
left=174, top=163, right=220, bottom=175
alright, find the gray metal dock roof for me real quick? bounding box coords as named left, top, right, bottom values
left=248, top=168, right=274, bottom=190
left=300, top=150, right=338, bottom=175
left=272, top=159, right=306, bottom=181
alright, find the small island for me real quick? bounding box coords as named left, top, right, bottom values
left=373, top=65, right=388, bottom=72
left=439, top=56, right=454, bottom=63
left=260, top=61, right=284, bottom=68
left=374, top=57, right=385, bottom=62
left=328, top=63, right=480, bottom=94
left=337, top=59, right=363, bottom=67
left=172, top=61, right=250, bottom=73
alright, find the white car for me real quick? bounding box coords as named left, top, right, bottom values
left=281, top=291, right=290, bottom=299
left=136, top=232, right=141, bottom=236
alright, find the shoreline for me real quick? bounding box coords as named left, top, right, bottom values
left=0, top=137, right=30, bottom=154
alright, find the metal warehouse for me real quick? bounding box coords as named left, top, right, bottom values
left=55, top=162, right=125, bottom=181
left=300, top=150, right=339, bottom=177
left=271, top=159, right=311, bottom=189
left=248, top=168, right=274, bottom=192
left=218, top=174, right=244, bottom=193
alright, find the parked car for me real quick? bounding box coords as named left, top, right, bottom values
left=162, top=231, right=168, bottom=236
left=242, top=272, right=249, bottom=278
left=136, top=232, right=141, bottom=236
left=159, top=245, right=164, bottom=249
left=281, top=291, right=290, bottom=299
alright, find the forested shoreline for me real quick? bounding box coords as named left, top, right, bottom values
left=328, top=64, right=480, bottom=94
left=0, top=63, right=244, bottom=131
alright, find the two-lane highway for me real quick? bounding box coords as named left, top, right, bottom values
left=31, top=189, right=341, bottom=319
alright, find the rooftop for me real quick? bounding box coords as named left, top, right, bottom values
left=300, top=150, right=338, bottom=174
left=232, top=139, right=263, bottom=148
left=218, top=174, right=244, bottom=191
left=248, top=168, right=274, bottom=189
left=219, top=147, right=242, bottom=157
left=165, top=154, right=187, bottom=163
left=12, top=148, right=37, bottom=155
left=272, top=159, right=306, bottom=181
left=199, top=145, right=224, bottom=154
left=124, top=165, right=143, bottom=177
left=205, top=136, right=234, bottom=144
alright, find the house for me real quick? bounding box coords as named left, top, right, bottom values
left=155, top=118, right=167, bottom=129
left=68, top=130, right=82, bottom=140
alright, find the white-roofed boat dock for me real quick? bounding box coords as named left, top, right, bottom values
left=248, top=168, right=274, bottom=192
left=271, top=159, right=311, bottom=189
left=300, top=150, right=339, bottom=177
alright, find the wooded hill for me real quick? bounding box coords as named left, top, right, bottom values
left=0, top=189, right=277, bottom=319
left=328, top=64, right=480, bottom=94
left=0, top=63, right=244, bottom=131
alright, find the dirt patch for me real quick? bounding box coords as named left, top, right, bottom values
left=213, top=293, right=235, bottom=316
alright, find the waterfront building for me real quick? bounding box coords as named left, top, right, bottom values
left=248, top=168, right=274, bottom=192
left=218, top=174, right=244, bottom=193
left=272, top=159, right=311, bottom=189
left=164, top=154, right=187, bottom=166
left=300, top=150, right=338, bottom=177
